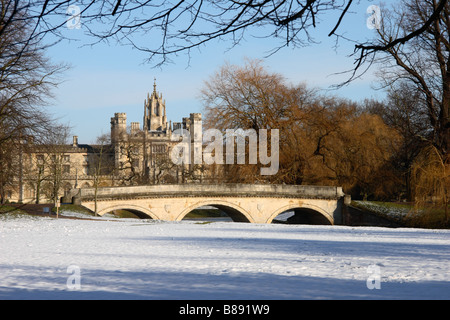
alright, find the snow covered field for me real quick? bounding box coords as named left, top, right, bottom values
left=0, top=213, right=449, bottom=300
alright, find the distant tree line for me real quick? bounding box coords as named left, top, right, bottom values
left=200, top=57, right=448, bottom=226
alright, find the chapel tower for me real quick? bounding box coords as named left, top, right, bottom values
left=143, top=79, right=167, bottom=132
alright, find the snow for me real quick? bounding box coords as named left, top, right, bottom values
left=1, top=213, right=449, bottom=300
left=353, top=201, right=412, bottom=220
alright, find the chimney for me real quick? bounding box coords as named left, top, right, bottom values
left=73, top=136, right=78, bottom=147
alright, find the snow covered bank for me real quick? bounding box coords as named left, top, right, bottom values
left=0, top=214, right=449, bottom=299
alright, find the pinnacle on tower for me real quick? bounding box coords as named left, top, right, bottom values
left=144, top=79, right=167, bottom=132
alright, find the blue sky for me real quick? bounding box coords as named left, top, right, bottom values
left=45, top=1, right=387, bottom=144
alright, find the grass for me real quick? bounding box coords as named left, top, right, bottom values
left=0, top=204, right=33, bottom=216
left=0, top=205, right=24, bottom=214
left=352, top=200, right=450, bottom=229
left=53, top=204, right=95, bottom=216
left=0, top=205, right=38, bottom=220
left=194, top=221, right=215, bottom=225
left=404, top=206, right=450, bottom=229
left=352, top=201, right=411, bottom=218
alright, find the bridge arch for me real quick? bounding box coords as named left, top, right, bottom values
left=96, top=204, right=160, bottom=220
left=267, top=203, right=333, bottom=225
left=176, top=199, right=254, bottom=223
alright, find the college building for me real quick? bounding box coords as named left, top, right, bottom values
left=6, top=81, right=204, bottom=204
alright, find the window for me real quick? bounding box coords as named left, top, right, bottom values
left=152, top=145, right=166, bottom=153
left=36, top=155, right=44, bottom=164
left=63, top=165, right=70, bottom=174
left=25, top=188, right=35, bottom=199
left=83, top=165, right=89, bottom=175
left=63, top=155, right=70, bottom=162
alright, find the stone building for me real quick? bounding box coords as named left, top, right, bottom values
left=7, top=81, right=203, bottom=204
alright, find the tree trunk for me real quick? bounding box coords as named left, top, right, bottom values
left=440, top=66, right=450, bottom=157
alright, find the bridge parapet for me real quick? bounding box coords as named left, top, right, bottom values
left=72, top=184, right=345, bottom=201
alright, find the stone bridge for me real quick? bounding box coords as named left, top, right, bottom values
left=67, top=184, right=347, bottom=225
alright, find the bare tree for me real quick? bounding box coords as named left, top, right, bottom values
left=111, top=126, right=149, bottom=186
left=0, top=1, right=67, bottom=143
left=354, top=0, right=448, bottom=82
left=370, top=0, right=449, bottom=157
left=89, top=133, right=114, bottom=215
left=201, top=60, right=402, bottom=198
left=44, top=124, right=72, bottom=211
left=0, top=1, right=68, bottom=204
left=25, top=145, right=53, bottom=204
left=201, top=59, right=298, bottom=183
left=365, top=82, right=432, bottom=200
left=12, top=0, right=445, bottom=76
left=0, top=137, right=19, bottom=203
left=16, top=124, right=71, bottom=207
